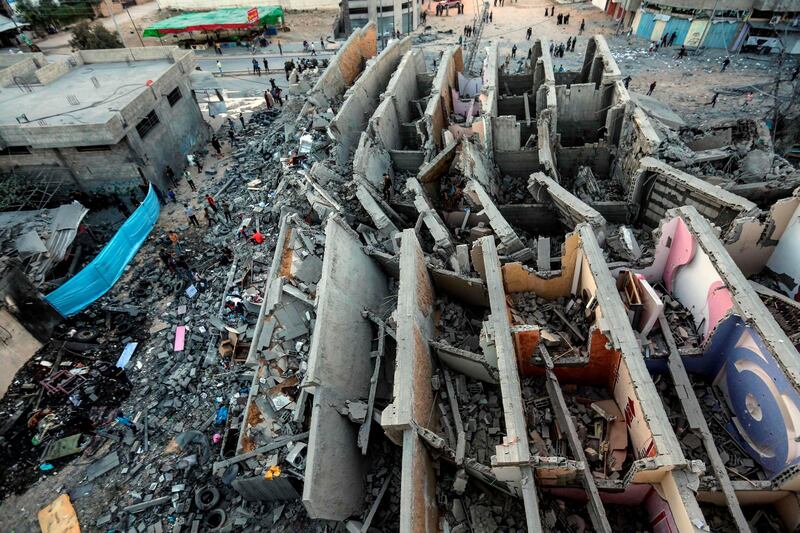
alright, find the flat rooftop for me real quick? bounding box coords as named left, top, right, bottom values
left=0, top=60, right=173, bottom=127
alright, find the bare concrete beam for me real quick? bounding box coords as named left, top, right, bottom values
left=382, top=229, right=437, bottom=436
left=430, top=340, right=499, bottom=384
left=356, top=183, right=400, bottom=245
left=540, top=349, right=612, bottom=533
left=443, top=369, right=466, bottom=465
left=480, top=236, right=543, bottom=532
left=464, top=179, right=532, bottom=260
left=417, top=140, right=458, bottom=185
left=528, top=172, right=606, bottom=236
left=659, top=315, right=750, bottom=533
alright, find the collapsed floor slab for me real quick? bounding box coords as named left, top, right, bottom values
left=303, top=216, right=389, bottom=520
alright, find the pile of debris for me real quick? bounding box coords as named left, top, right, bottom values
left=509, top=292, right=596, bottom=360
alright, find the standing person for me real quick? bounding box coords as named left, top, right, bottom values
left=721, top=57, right=731, bottom=72
left=252, top=58, right=260, bottom=76
left=566, top=37, right=572, bottom=51
left=675, top=45, right=687, bottom=59
left=489, top=11, right=492, bottom=22
left=622, top=75, right=632, bottom=89
left=544, top=7, right=548, bottom=16
left=550, top=41, right=554, bottom=55
left=564, top=13, right=570, bottom=24
left=660, top=33, right=668, bottom=48
left=185, top=203, right=200, bottom=227
left=211, top=135, right=222, bottom=155
left=216, top=60, right=223, bottom=75
left=580, top=19, right=585, bottom=33
left=269, top=78, right=277, bottom=90
left=263, top=57, right=269, bottom=72
left=273, top=87, right=283, bottom=106
left=647, top=81, right=656, bottom=96
left=264, top=90, right=272, bottom=109
left=668, top=31, right=677, bottom=46
left=526, top=27, right=532, bottom=40
left=221, top=200, right=232, bottom=223
left=168, top=230, right=182, bottom=255
left=165, top=165, right=177, bottom=187
left=511, top=44, right=517, bottom=58
left=214, top=41, right=222, bottom=55
left=557, top=13, right=562, bottom=25
left=382, top=173, right=392, bottom=202
left=310, top=42, right=316, bottom=56
left=571, top=37, right=576, bottom=51
left=184, top=171, right=197, bottom=192
left=205, top=194, right=219, bottom=213
left=239, top=113, right=246, bottom=130
left=227, top=127, right=235, bottom=144
left=277, top=40, right=283, bottom=55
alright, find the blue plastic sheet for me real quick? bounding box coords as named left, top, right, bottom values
left=46, top=185, right=161, bottom=317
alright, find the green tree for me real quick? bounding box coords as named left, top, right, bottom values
left=69, top=21, right=123, bottom=49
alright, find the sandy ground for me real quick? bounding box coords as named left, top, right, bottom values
left=419, top=0, right=795, bottom=127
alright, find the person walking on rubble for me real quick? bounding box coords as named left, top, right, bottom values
left=184, top=171, right=197, bottom=192
left=216, top=60, right=223, bottom=75
left=227, top=126, right=235, bottom=144
left=526, top=27, right=532, bottom=40
left=511, top=44, right=517, bottom=58
left=158, top=248, right=176, bottom=273
left=707, top=92, right=719, bottom=108
left=221, top=200, right=232, bottom=223
left=211, top=135, right=222, bottom=156
left=203, top=205, right=215, bottom=227
left=675, top=45, right=687, bottom=59
left=116, top=410, right=139, bottom=433
left=647, top=80, right=657, bottom=96
left=174, top=255, right=195, bottom=283
left=622, top=75, right=632, bottom=89
left=205, top=194, right=219, bottom=213
left=721, top=57, right=731, bottom=72
left=185, top=203, right=200, bottom=228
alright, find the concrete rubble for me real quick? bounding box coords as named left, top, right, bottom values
left=2, top=24, right=800, bottom=533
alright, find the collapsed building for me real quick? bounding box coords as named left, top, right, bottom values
left=4, top=21, right=800, bottom=533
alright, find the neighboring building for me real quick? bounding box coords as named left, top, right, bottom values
left=0, top=47, right=209, bottom=194
left=595, top=0, right=800, bottom=52
left=0, top=259, right=61, bottom=399
left=346, top=0, right=421, bottom=37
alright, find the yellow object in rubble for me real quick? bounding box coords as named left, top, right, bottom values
left=264, top=465, right=282, bottom=480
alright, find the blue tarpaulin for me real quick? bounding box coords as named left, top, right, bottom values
left=46, top=185, right=161, bottom=317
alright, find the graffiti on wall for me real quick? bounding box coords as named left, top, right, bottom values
left=657, top=217, right=800, bottom=475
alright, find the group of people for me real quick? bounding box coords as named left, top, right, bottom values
left=545, top=8, right=570, bottom=25
left=492, top=0, right=515, bottom=6
left=264, top=79, right=284, bottom=108
left=463, top=25, right=475, bottom=37
left=251, top=57, right=269, bottom=76
left=549, top=37, right=576, bottom=57
left=435, top=2, right=463, bottom=16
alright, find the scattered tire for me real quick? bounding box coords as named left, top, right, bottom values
left=205, top=509, right=226, bottom=531
left=194, top=485, right=220, bottom=511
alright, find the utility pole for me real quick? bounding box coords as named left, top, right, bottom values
left=126, top=9, right=144, bottom=47
left=103, top=0, right=127, bottom=48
